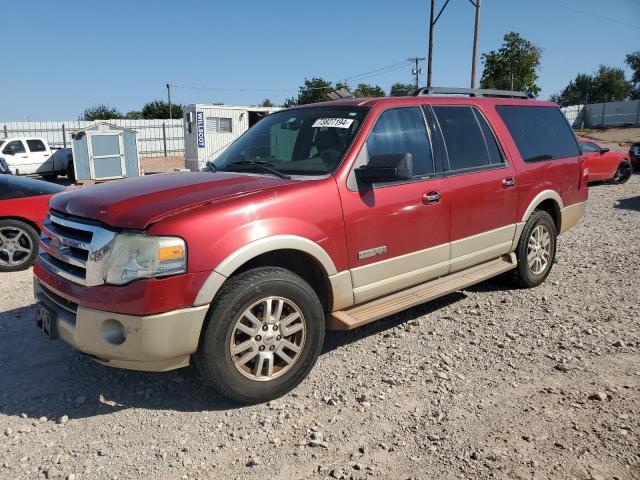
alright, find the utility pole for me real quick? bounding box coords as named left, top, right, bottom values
left=427, top=0, right=452, bottom=88
left=409, top=57, right=426, bottom=88
left=470, top=0, right=481, bottom=88
left=166, top=83, right=172, bottom=121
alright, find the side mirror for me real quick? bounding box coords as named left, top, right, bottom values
left=355, top=153, right=414, bottom=184
left=600, top=147, right=610, bottom=154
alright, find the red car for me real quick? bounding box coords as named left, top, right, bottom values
left=0, top=176, right=63, bottom=272
left=578, top=138, right=632, bottom=184
left=33, top=89, right=588, bottom=403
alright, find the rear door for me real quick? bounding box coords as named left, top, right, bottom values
left=429, top=105, right=519, bottom=272
left=338, top=106, right=450, bottom=304
left=27, top=139, right=54, bottom=175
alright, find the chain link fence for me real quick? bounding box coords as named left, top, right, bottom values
left=1, top=119, right=185, bottom=157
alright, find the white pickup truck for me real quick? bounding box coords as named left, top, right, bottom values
left=0, top=137, right=74, bottom=181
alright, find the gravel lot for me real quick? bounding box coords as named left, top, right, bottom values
left=1, top=176, right=639, bottom=480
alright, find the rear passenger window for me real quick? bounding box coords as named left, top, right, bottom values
left=432, top=106, right=503, bottom=171
left=366, top=107, right=434, bottom=177
left=496, top=106, right=580, bottom=162
left=26, top=139, right=47, bottom=152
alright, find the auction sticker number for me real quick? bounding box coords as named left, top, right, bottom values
left=312, top=118, right=354, bottom=129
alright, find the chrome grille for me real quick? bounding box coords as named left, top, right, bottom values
left=39, top=212, right=117, bottom=286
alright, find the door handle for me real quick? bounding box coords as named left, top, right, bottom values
left=422, top=190, right=441, bottom=204
left=502, top=177, right=516, bottom=188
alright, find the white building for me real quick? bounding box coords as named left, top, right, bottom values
left=183, top=104, right=280, bottom=171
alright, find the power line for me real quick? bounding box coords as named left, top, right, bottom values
left=170, top=60, right=413, bottom=95
left=532, top=0, right=640, bottom=30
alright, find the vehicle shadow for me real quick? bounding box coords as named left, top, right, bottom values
left=0, top=293, right=466, bottom=420
left=614, top=195, right=640, bottom=212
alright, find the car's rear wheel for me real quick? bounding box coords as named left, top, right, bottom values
left=195, top=266, right=325, bottom=404
left=0, top=219, right=39, bottom=272
left=513, top=210, right=556, bottom=288
left=611, top=161, right=632, bottom=185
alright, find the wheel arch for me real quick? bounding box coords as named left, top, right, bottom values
left=521, top=190, right=563, bottom=233
left=194, top=235, right=344, bottom=312
left=0, top=216, right=41, bottom=234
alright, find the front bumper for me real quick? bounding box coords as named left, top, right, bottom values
left=34, top=278, right=209, bottom=371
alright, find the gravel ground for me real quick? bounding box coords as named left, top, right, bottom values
left=1, top=176, right=639, bottom=480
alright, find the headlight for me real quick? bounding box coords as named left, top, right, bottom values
left=105, top=234, right=187, bottom=285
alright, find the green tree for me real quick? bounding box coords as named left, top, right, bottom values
left=353, top=83, right=385, bottom=98
left=284, top=77, right=334, bottom=107
left=124, top=110, right=144, bottom=119
left=480, top=32, right=542, bottom=96
left=80, top=104, right=123, bottom=121
left=625, top=51, right=640, bottom=99
left=551, top=65, right=632, bottom=107
left=141, top=100, right=184, bottom=119
left=389, top=82, right=415, bottom=96
left=260, top=98, right=274, bottom=107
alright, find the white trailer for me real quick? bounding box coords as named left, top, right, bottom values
left=183, top=104, right=280, bottom=171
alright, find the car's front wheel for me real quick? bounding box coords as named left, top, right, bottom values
left=0, top=219, right=40, bottom=272
left=195, top=267, right=325, bottom=404
left=611, top=161, right=632, bottom=185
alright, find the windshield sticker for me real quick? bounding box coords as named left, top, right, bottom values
left=312, top=118, right=354, bottom=129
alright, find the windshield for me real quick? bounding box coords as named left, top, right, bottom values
left=213, top=106, right=369, bottom=176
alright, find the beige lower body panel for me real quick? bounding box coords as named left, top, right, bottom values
left=560, top=201, right=586, bottom=234
left=34, top=279, right=209, bottom=372
left=329, top=253, right=517, bottom=330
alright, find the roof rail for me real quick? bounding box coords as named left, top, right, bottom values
left=413, top=87, right=534, bottom=99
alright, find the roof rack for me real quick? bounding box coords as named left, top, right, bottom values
left=413, top=87, right=534, bottom=99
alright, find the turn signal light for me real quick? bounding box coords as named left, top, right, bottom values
left=158, top=245, right=184, bottom=261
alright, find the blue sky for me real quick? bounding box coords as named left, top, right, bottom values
left=2, top=0, right=639, bottom=120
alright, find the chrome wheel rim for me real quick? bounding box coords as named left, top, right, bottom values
left=527, top=224, right=551, bottom=275
left=229, top=296, right=306, bottom=382
left=0, top=226, right=33, bottom=267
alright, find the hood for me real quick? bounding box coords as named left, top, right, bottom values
left=50, top=172, right=297, bottom=229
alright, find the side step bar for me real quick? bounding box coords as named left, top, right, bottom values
left=328, top=253, right=517, bottom=330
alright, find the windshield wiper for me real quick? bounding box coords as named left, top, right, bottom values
left=224, top=160, right=291, bottom=179
left=205, top=160, right=217, bottom=172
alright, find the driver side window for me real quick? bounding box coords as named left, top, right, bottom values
left=366, top=107, right=434, bottom=178
left=579, top=142, right=600, bottom=153
left=3, top=140, right=26, bottom=155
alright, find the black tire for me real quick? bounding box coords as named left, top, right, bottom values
left=194, top=267, right=325, bottom=404
left=66, top=162, right=76, bottom=183
left=512, top=210, right=557, bottom=288
left=610, top=161, right=632, bottom=185
left=0, top=219, right=40, bottom=272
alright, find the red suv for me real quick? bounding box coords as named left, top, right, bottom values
left=33, top=88, right=588, bottom=403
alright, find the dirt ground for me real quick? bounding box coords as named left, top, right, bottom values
left=140, top=156, right=186, bottom=174
left=1, top=150, right=639, bottom=480
left=576, top=127, right=640, bottom=151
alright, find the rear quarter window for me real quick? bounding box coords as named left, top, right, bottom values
left=496, top=105, right=580, bottom=162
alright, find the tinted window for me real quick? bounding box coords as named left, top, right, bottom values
left=0, top=176, right=64, bottom=200
left=366, top=107, right=433, bottom=176
left=579, top=142, right=600, bottom=153
left=496, top=106, right=580, bottom=162
left=26, top=139, right=47, bottom=152
left=432, top=106, right=502, bottom=171
left=3, top=140, right=26, bottom=154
